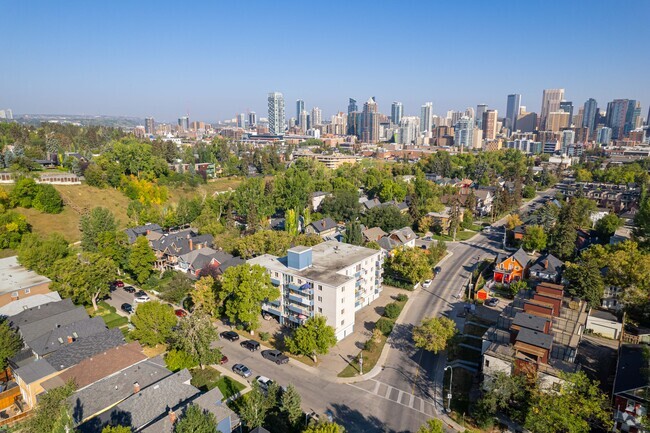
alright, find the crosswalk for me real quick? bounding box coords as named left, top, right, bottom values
left=347, top=379, right=439, bottom=417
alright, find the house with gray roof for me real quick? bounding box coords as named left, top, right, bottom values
left=0, top=291, right=62, bottom=317
left=612, top=345, right=650, bottom=433
left=27, top=317, right=108, bottom=358
left=305, top=217, right=338, bottom=237
left=528, top=253, right=564, bottom=283
left=150, top=229, right=214, bottom=270
left=12, top=301, right=90, bottom=344
left=46, top=328, right=125, bottom=371
left=124, top=223, right=163, bottom=244
left=176, top=248, right=236, bottom=278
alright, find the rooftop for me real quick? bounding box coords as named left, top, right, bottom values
left=0, top=256, right=51, bottom=295
left=47, top=328, right=126, bottom=371
left=614, top=345, right=650, bottom=396
left=14, top=358, right=57, bottom=384
left=27, top=316, right=108, bottom=357
left=14, top=304, right=90, bottom=343
left=513, top=312, right=550, bottom=332
left=516, top=327, right=553, bottom=350
left=0, top=291, right=61, bottom=317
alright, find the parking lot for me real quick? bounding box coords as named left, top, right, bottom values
left=106, top=284, right=143, bottom=316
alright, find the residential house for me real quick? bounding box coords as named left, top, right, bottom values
left=124, top=223, right=163, bottom=244
left=528, top=253, right=564, bottom=283
left=150, top=229, right=214, bottom=270
left=176, top=248, right=236, bottom=278
left=362, top=198, right=382, bottom=211
left=305, top=218, right=338, bottom=238
left=0, top=256, right=52, bottom=308
left=612, top=345, right=649, bottom=433
left=512, top=225, right=526, bottom=241
left=556, top=180, right=641, bottom=213
left=311, top=191, right=331, bottom=211
left=362, top=227, right=387, bottom=244
left=426, top=207, right=465, bottom=232
left=493, top=248, right=530, bottom=284
left=474, top=188, right=495, bottom=216
left=585, top=309, right=622, bottom=340
left=384, top=200, right=409, bottom=214
left=482, top=282, right=588, bottom=391
left=0, top=291, right=61, bottom=317
left=377, top=227, right=416, bottom=254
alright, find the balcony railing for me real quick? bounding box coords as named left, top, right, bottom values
left=286, top=304, right=310, bottom=316
left=287, top=294, right=313, bottom=307
left=271, top=277, right=281, bottom=286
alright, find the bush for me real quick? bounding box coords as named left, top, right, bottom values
left=395, top=293, right=408, bottom=302
left=32, top=184, right=63, bottom=214
left=383, top=275, right=415, bottom=290
left=383, top=302, right=403, bottom=319
left=259, top=332, right=270, bottom=341
left=364, top=338, right=377, bottom=351
left=165, top=349, right=199, bottom=372
left=375, top=318, right=394, bottom=336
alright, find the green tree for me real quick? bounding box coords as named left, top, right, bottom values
left=285, top=208, right=299, bottom=237
left=23, top=382, right=76, bottom=433
left=460, top=208, right=474, bottom=230
left=0, top=318, right=23, bottom=372
left=50, top=252, right=116, bottom=310
left=475, top=372, right=532, bottom=425
left=361, top=205, right=412, bottom=232
left=232, top=177, right=274, bottom=230
left=417, top=419, right=444, bottom=433
left=304, top=421, right=345, bottom=433
left=128, top=236, right=156, bottom=284
left=191, top=276, right=217, bottom=316
left=17, top=232, right=70, bottom=275
left=171, top=314, right=220, bottom=369
left=509, top=280, right=528, bottom=298
left=522, top=225, right=547, bottom=254
left=523, top=185, right=536, bottom=199
left=594, top=213, right=622, bottom=243
left=412, top=316, right=457, bottom=354
left=80, top=206, right=117, bottom=252
left=217, top=263, right=280, bottom=330
left=158, top=272, right=194, bottom=304
left=9, top=177, right=40, bottom=208
left=344, top=220, right=363, bottom=246
left=273, top=166, right=315, bottom=211
left=525, top=371, right=611, bottom=433
left=164, top=348, right=198, bottom=372
left=102, top=426, right=133, bottom=433
left=564, top=262, right=605, bottom=308
left=96, top=230, right=130, bottom=271
left=280, top=384, right=303, bottom=426
left=385, top=247, right=433, bottom=285
left=320, top=190, right=361, bottom=222
left=131, top=301, right=177, bottom=347
left=506, top=213, right=523, bottom=230
left=32, top=184, right=64, bottom=213
left=285, top=315, right=337, bottom=362
left=634, top=194, right=650, bottom=250
left=0, top=210, right=30, bottom=249
left=174, top=404, right=218, bottom=433
left=239, top=382, right=267, bottom=429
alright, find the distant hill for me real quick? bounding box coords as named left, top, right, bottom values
left=13, top=114, right=144, bottom=128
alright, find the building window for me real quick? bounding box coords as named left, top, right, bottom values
left=24, top=288, right=30, bottom=294
left=341, top=320, right=345, bottom=326
left=318, top=307, right=323, bottom=314
left=341, top=287, right=345, bottom=292
left=298, top=279, right=303, bottom=284
left=341, top=298, right=345, bottom=303
left=485, top=360, right=490, bottom=367
left=356, top=264, right=361, bottom=272
left=11, top=291, right=18, bottom=298
left=341, top=309, right=345, bottom=314
left=318, top=285, right=323, bottom=291
left=318, top=296, right=322, bottom=302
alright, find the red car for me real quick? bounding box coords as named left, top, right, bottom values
left=114, top=280, right=124, bottom=288
left=175, top=309, right=188, bottom=317
left=220, top=355, right=228, bottom=365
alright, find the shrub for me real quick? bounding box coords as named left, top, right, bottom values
left=383, top=302, right=402, bottom=319
left=364, top=338, right=376, bottom=351
left=165, top=349, right=198, bottom=372
left=375, top=318, right=394, bottom=336
left=259, top=332, right=270, bottom=341
left=395, top=293, right=408, bottom=302
left=32, top=184, right=64, bottom=214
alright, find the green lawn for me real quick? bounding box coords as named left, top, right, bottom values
left=216, top=376, right=246, bottom=400
left=88, top=301, right=129, bottom=328
left=190, top=366, right=245, bottom=400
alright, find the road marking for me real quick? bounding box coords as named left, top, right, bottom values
left=372, top=380, right=381, bottom=394
left=347, top=380, right=438, bottom=417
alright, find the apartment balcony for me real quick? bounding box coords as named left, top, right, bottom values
left=286, top=304, right=310, bottom=316
left=287, top=314, right=307, bottom=325
left=287, top=294, right=313, bottom=307
left=271, top=277, right=282, bottom=286
left=287, top=282, right=313, bottom=296
left=262, top=305, right=282, bottom=317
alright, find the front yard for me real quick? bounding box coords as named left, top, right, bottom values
left=190, top=366, right=246, bottom=400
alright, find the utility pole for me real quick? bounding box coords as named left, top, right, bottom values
left=444, top=366, right=453, bottom=413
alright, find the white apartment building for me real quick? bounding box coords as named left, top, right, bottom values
left=248, top=241, right=384, bottom=340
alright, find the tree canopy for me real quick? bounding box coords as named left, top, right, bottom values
left=285, top=315, right=337, bottom=362
left=412, top=316, right=457, bottom=354
left=130, top=301, right=177, bottom=347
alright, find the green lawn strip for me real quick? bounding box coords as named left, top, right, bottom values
left=431, top=230, right=478, bottom=242
left=190, top=366, right=222, bottom=392
left=338, top=298, right=407, bottom=377
left=216, top=376, right=246, bottom=400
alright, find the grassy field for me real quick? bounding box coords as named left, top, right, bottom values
left=432, top=229, right=478, bottom=242
left=167, top=177, right=244, bottom=203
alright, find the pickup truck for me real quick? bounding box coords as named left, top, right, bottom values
left=261, top=349, right=289, bottom=365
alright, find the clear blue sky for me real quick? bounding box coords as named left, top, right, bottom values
left=2, top=0, right=649, bottom=123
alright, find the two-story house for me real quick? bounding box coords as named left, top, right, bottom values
left=494, top=248, right=530, bottom=284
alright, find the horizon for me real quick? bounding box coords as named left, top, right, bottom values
left=3, top=0, right=650, bottom=123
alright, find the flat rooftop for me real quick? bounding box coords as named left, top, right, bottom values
left=0, top=256, right=51, bottom=295
left=516, top=328, right=553, bottom=350
left=513, top=312, right=550, bottom=332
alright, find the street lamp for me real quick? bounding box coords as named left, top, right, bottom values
left=444, top=366, right=453, bottom=413
left=359, top=352, right=363, bottom=375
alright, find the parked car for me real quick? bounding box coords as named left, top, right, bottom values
left=486, top=297, right=500, bottom=307
left=134, top=294, right=150, bottom=303
left=123, top=286, right=136, bottom=294
left=241, top=340, right=260, bottom=351
left=174, top=309, right=187, bottom=317
left=423, top=236, right=433, bottom=241
left=261, top=349, right=289, bottom=365
left=220, top=331, right=240, bottom=342
left=113, top=280, right=124, bottom=288
left=232, top=363, right=252, bottom=378
left=434, top=266, right=442, bottom=275
left=423, top=279, right=432, bottom=288
left=121, top=303, right=134, bottom=314
left=256, top=376, right=275, bottom=392
left=220, top=355, right=228, bottom=365
left=135, top=290, right=147, bottom=298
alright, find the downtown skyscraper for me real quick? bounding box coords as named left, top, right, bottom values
left=361, top=97, right=379, bottom=143
left=454, top=116, right=474, bottom=149
left=391, top=102, right=403, bottom=125
left=476, top=104, right=488, bottom=129
left=505, top=94, right=521, bottom=131
left=268, top=92, right=286, bottom=135
left=420, top=102, right=433, bottom=134
left=540, top=88, right=565, bottom=130
left=606, top=99, right=637, bottom=139
left=348, top=98, right=358, bottom=114
left=145, top=117, right=155, bottom=134
left=311, top=107, right=322, bottom=127
left=582, top=98, right=598, bottom=134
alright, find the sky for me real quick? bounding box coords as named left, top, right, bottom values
left=2, top=0, right=649, bottom=123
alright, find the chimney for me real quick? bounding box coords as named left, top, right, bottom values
left=189, top=239, right=193, bottom=251
left=544, top=260, right=548, bottom=269
left=67, top=336, right=73, bottom=344
left=133, top=382, right=140, bottom=394
left=168, top=409, right=177, bottom=424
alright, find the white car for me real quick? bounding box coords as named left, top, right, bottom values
left=134, top=294, right=150, bottom=303
left=423, top=279, right=433, bottom=288
left=256, top=376, right=274, bottom=392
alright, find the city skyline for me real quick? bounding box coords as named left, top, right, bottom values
left=2, top=1, right=650, bottom=122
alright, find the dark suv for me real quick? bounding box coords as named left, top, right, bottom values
left=261, top=349, right=289, bottom=365
left=220, top=331, right=240, bottom=342
left=240, top=340, right=260, bottom=351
